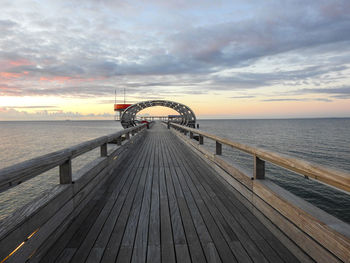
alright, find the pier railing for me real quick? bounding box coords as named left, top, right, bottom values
left=0, top=124, right=147, bottom=193
left=0, top=123, right=148, bottom=262
left=169, top=122, right=350, bottom=263
left=169, top=122, right=350, bottom=192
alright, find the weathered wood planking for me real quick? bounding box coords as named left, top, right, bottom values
left=166, top=129, right=296, bottom=263
left=0, top=125, right=147, bottom=262
left=25, top=122, right=301, bottom=263
left=170, top=123, right=350, bottom=263
left=2, top=122, right=349, bottom=262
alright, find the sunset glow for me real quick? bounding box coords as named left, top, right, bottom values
left=1, top=0, right=350, bottom=120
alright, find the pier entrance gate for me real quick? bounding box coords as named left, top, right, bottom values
left=120, top=100, right=196, bottom=128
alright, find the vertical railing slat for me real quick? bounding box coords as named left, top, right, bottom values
left=101, top=143, right=107, bottom=157
left=199, top=135, right=204, bottom=145
left=216, top=141, right=222, bottom=155
left=59, top=159, right=72, bottom=184
left=254, top=155, right=265, bottom=179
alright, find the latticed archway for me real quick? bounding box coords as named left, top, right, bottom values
left=120, top=100, right=196, bottom=128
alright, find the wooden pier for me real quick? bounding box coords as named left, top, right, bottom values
left=0, top=122, right=349, bottom=262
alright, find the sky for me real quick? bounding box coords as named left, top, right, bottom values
left=1, top=0, right=350, bottom=120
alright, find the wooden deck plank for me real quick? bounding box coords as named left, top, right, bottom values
left=162, top=130, right=210, bottom=263
left=87, top=133, right=151, bottom=257
left=160, top=132, right=193, bottom=262
left=168, top=130, right=299, bottom=263
left=40, top=131, right=150, bottom=263
left=161, top=134, right=221, bottom=263
left=159, top=166, right=176, bottom=263
left=171, top=166, right=207, bottom=263
left=165, top=165, right=191, bottom=262
left=131, top=138, right=156, bottom=263
left=101, top=135, right=154, bottom=262
left=174, top=151, right=266, bottom=263
left=194, top=169, right=285, bottom=263
left=165, top=136, right=266, bottom=263
left=147, top=149, right=161, bottom=262
left=205, top=175, right=298, bottom=263
left=116, top=141, right=153, bottom=263
left=174, top=138, right=299, bottom=263
left=41, top=122, right=302, bottom=263
left=163, top=134, right=237, bottom=263
left=71, top=142, right=150, bottom=263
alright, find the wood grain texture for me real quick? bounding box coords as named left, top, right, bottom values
left=4, top=122, right=347, bottom=262
left=169, top=123, right=350, bottom=193
left=0, top=124, right=147, bottom=192
left=171, top=123, right=350, bottom=263
left=26, top=122, right=299, bottom=263
left=0, top=129, right=147, bottom=262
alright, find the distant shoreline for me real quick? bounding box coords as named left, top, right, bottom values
left=1, top=117, right=350, bottom=122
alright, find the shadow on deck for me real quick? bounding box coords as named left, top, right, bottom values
left=40, top=123, right=299, bottom=263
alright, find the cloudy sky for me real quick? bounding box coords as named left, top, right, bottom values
left=1, top=0, right=350, bottom=120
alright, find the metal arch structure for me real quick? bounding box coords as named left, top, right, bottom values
left=120, top=100, right=196, bottom=128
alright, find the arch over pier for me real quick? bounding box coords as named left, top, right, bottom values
left=120, top=100, right=196, bottom=128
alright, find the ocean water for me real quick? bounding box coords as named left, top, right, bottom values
left=0, top=119, right=349, bottom=223
left=0, top=121, right=123, bottom=220
left=197, top=118, right=350, bottom=223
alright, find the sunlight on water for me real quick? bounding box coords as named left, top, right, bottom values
left=0, top=120, right=123, bottom=220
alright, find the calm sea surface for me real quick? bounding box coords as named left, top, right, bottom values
left=198, top=118, right=350, bottom=223
left=0, top=119, right=349, bottom=222
left=0, top=121, right=123, bottom=220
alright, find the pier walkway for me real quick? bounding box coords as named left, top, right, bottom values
left=41, top=123, right=298, bottom=263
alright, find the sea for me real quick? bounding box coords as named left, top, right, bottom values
left=0, top=119, right=349, bottom=223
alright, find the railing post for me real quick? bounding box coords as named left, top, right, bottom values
left=216, top=141, right=222, bottom=155
left=190, top=132, right=193, bottom=139
left=184, top=130, right=188, bottom=136
left=254, top=155, right=265, bottom=179
left=101, top=143, right=107, bottom=157
left=199, top=135, right=204, bottom=145
left=59, top=159, right=72, bottom=184
left=167, top=122, right=170, bottom=129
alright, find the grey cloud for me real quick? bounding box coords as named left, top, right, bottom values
left=3, top=1, right=348, bottom=79
left=0, top=19, right=17, bottom=29
left=262, top=85, right=350, bottom=102
left=1, top=0, right=350, bottom=101
left=208, top=64, right=348, bottom=92
left=230, top=95, right=256, bottom=99
left=331, top=94, right=350, bottom=99
left=296, top=86, right=350, bottom=95
left=168, top=2, right=350, bottom=69
left=262, top=98, right=332, bottom=102
left=5, top=106, right=58, bottom=109
left=0, top=107, right=113, bottom=120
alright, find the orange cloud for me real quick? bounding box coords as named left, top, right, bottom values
left=0, top=85, right=21, bottom=96
left=9, top=59, right=32, bottom=67
left=0, top=72, right=22, bottom=79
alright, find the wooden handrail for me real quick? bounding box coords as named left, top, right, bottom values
left=169, top=123, right=350, bottom=193
left=0, top=124, right=147, bottom=192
